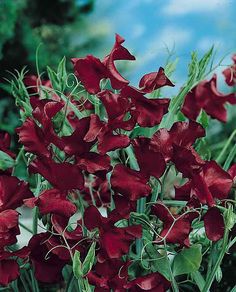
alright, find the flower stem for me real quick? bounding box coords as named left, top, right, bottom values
left=216, top=129, right=236, bottom=164
left=202, top=228, right=229, bottom=292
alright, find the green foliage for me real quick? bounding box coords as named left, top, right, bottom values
left=173, top=244, right=202, bottom=276
left=0, top=151, right=15, bottom=170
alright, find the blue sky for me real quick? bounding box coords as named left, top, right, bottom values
left=85, top=0, right=236, bottom=91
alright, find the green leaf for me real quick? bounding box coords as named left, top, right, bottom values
left=173, top=244, right=202, bottom=276
left=145, top=242, right=171, bottom=281
left=47, top=66, right=59, bottom=90
left=82, top=241, right=96, bottom=276
left=196, top=138, right=211, bottom=160
left=197, top=46, right=214, bottom=80
left=0, top=150, right=15, bottom=170
left=198, top=110, right=209, bottom=129
left=72, top=250, right=83, bottom=279
left=57, top=56, right=67, bottom=91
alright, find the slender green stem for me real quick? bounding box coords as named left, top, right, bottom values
left=20, top=273, right=30, bottom=292
left=223, top=143, right=236, bottom=170
left=202, top=229, right=229, bottom=292
left=216, top=129, right=236, bottom=164
left=163, top=242, right=179, bottom=292
left=32, top=207, right=39, bottom=235
left=19, top=222, right=33, bottom=234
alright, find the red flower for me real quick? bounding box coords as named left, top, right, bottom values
left=125, top=272, right=171, bottom=292
left=72, top=34, right=135, bottom=94
left=77, top=152, right=111, bottom=174
left=150, top=120, right=205, bottom=162
left=0, top=131, right=15, bottom=159
left=111, top=164, right=151, bottom=201
left=175, top=161, right=233, bottom=206
left=132, top=137, right=166, bottom=179
left=182, top=74, right=236, bottom=122
left=28, top=233, right=67, bottom=283
left=0, top=209, right=19, bottom=248
left=29, top=158, right=84, bottom=192
left=87, top=259, right=129, bottom=291
left=84, top=114, right=131, bottom=155
left=121, top=86, right=170, bottom=127
left=24, top=189, right=77, bottom=217
left=152, top=202, right=198, bottom=246
left=222, top=54, right=236, bottom=86
left=204, top=207, right=225, bottom=241
left=17, top=97, right=65, bottom=157
left=84, top=206, right=142, bottom=260
left=0, top=247, right=30, bottom=286
left=0, top=175, right=32, bottom=211
left=139, top=67, right=174, bottom=93
left=172, top=145, right=205, bottom=178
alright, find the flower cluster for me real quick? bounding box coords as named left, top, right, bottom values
left=0, top=35, right=235, bottom=291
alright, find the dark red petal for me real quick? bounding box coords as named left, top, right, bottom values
left=28, top=233, right=66, bottom=283
left=133, top=138, right=166, bottom=179
left=62, top=116, right=93, bottom=155
left=139, top=67, right=174, bottom=93
left=72, top=55, right=108, bottom=94
left=0, top=260, right=19, bottom=286
left=29, top=158, right=84, bottom=191
left=150, top=121, right=205, bottom=161
left=84, top=206, right=103, bottom=230
left=26, top=189, right=76, bottom=217
left=98, top=132, right=130, bottom=155
left=125, top=272, right=170, bottom=291
left=111, top=164, right=151, bottom=201
left=203, top=161, right=233, bottom=200
left=84, top=114, right=104, bottom=142
left=77, top=152, right=111, bottom=174
left=204, top=207, right=225, bottom=241
left=181, top=87, right=201, bottom=121
left=0, top=175, right=33, bottom=211
left=16, top=118, right=50, bottom=158
left=102, top=34, right=135, bottom=90
left=172, top=145, right=205, bottom=178
left=121, top=86, right=169, bottom=127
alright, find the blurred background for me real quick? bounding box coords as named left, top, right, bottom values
left=0, top=0, right=236, bottom=133
left=0, top=0, right=236, bottom=290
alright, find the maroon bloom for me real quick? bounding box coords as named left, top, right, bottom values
left=77, top=152, right=111, bottom=174
left=72, top=34, right=135, bottom=94
left=29, top=158, right=84, bottom=191
left=111, top=164, right=151, bottom=201
left=0, top=209, right=19, bottom=248
left=0, top=175, right=32, bottom=211
left=28, top=233, right=67, bottom=283
left=152, top=202, right=198, bottom=246
left=84, top=206, right=142, bottom=260
left=0, top=247, right=30, bottom=286
left=172, top=145, right=205, bottom=178
left=102, top=34, right=135, bottom=90
left=182, top=74, right=236, bottom=122
left=175, top=161, right=233, bottom=206
left=132, top=137, right=166, bottom=179
left=24, top=189, right=77, bottom=217
left=125, top=272, right=171, bottom=292
left=139, top=67, right=174, bottom=93
left=204, top=207, right=225, bottom=241
left=87, top=259, right=129, bottom=291
left=121, top=86, right=170, bottom=127
left=150, top=120, right=205, bottom=162
left=222, top=54, right=236, bottom=86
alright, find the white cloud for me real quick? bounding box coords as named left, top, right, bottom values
left=137, top=26, right=192, bottom=64
left=131, top=24, right=146, bottom=39
left=197, top=37, right=222, bottom=51
left=162, top=0, right=231, bottom=15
